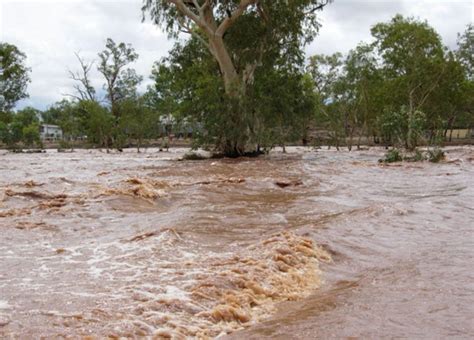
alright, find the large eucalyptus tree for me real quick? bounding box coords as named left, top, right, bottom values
left=142, top=0, right=331, bottom=155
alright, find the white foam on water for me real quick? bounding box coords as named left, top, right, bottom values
left=0, top=301, right=11, bottom=309
left=164, top=285, right=190, bottom=301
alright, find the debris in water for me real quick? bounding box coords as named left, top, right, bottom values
left=38, top=197, right=68, bottom=209
left=23, top=180, right=44, bottom=188
left=4, top=189, right=67, bottom=200
left=0, top=207, right=32, bottom=218
left=128, top=231, right=157, bottom=242
left=15, top=221, right=55, bottom=231
left=275, top=180, right=303, bottom=188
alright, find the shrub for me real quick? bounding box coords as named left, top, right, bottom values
left=428, top=148, right=445, bottom=163
left=22, top=124, right=41, bottom=148
left=379, top=148, right=403, bottom=163
left=404, top=148, right=426, bottom=162
left=182, top=151, right=207, bottom=160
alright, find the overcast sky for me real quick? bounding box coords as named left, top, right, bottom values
left=1, top=0, right=472, bottom=110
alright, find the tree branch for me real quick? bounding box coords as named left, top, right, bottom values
left=216, top=0, right=256, bottom=37
left=177, top=16, right=212, bottom=51
left=69, top=52, right=96, bottom=101
left=169, top=0, right=213, bottom=35
left=305, top=0, right=331, bottom=15
left=62, top=92, right=83, bottom=101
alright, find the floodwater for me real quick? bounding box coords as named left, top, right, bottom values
left=0, top=146, right=473, bottom=339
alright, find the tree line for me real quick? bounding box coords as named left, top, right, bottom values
left=0, top=2, right=472, bottom=155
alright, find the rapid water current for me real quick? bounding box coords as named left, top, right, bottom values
left=0, top=146, right=473, bottom=338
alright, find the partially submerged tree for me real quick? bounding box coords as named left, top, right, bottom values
left=142, top=0, right=332, bottom=155
left=343, top=43, right=383, bottom=148
left=22, top=123, right=41, bottom=148
left=371, top=15, right=446, bottom=124
left=78, top=100, right=115, bottom=150
left=119, top=96, right=155, bottom=152
left=150, top=32, right=317, bottom=153
left=307, top=53, right=345, bottom=149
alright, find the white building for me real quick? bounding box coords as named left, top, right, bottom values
left=40, top=124, right=63, bottom=140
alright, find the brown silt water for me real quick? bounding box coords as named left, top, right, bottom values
left=0, top=146, right=473, bottom=338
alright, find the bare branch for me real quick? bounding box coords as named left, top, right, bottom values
left=68, top=52, right=96, bottom=101
left=61, top=92, right=83, bottom=101
left=305, top=0, right=332, bottom=15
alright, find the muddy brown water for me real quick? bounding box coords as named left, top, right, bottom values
left=0, top=146, right=473, bottom=338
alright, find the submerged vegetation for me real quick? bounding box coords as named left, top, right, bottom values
left=427, top=147, right=446, bottom=163
left=379, top=149, right=403, bottom=163
left=379, top=147, right=446, bottom=163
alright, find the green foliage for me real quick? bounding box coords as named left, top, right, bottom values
left=142, top=0, right=331, bottom=155
left=0, top=107, right=41, bottom=148
left=14, top=106, right=40, bottom=126
left=379, top=148, right=403, bottom=163
left=378, top=106, right=426, bottom=149
left=9, top=120, right=24, bottom=146
left=0, top=43, right=31, bottom=112
left=118, top=97, right=155, bottom=151
left=58, top=139, right=73, bottom=150
left=149, top=34, right=317, bottom=155
left=0, top=121, right=10, bottom=145
left=371, top=15, right=446, bottom=128
left=307, top=15, right=472, bottom=152
left=2, top=12, right=470, bottom=155
left=77, top=100, right=114, bottom=148
left=22, top=123, right=41, bottom=148
left=0, top=110, right=13, bottom=124
left=182, top=152, right=207, bottom=161
left=142, top=1, right=329, bottom=48
left=380, top=147, right=446, bottom=164
left=97, top=38, right=142, bottom=119
left=403, top=148, right=427, bottom=162
left=412, top=149, right=426, bottom=162
left=43, top=99, right=84, bottom=140
left=308, top=46, right=385, bottom=149
left=250, top=66, right=317, bottom=149
left=456, top=24, right=473, bottom=80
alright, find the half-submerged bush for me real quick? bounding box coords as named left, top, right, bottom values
left=404, top=148, right=426, bottom=162
left=182, top=151, right=208, bottom=161
left=427, top=148, right=445, bottom=163
left=379, top=148, right=403, bottom=163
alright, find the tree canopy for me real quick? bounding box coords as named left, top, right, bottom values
left=0, top=43, right=31, bottom=112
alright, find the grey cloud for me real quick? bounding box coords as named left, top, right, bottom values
left=308, top=0, right=472, bottom=56
left=1, top=0, right=171, bottom=110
